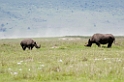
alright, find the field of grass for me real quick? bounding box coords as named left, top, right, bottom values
left=0, top=37, right=124, bottom=82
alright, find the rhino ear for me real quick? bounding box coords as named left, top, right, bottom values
left=88, top=39, right=90, bottom=42
left=33, top=42, right=36, bottom=45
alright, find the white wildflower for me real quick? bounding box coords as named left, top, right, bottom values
left=8, top=68, right=11, bottom=71
left=85, top=63, right=88, bottom=66
left=17, top=60, right=23, bottom=65
left=95, top=58, right=99, bottom=61
left=14, top=72, right=18, bottom=75
left=117, top=59, right=122, bottom=62
left=38, top=67, right=42, bottom=69
left=41, top=64, right=45, bottom=67
left=17, top=62, right=21, bottom=65
left=20, top=61, right=23, bottom=63
left=19, top=68, right=22, bottom=71
left=38, top=64, right=45, bottom=69
left=58, top=59, right=63, bottom=62
left=104, top=58, right=107, bottom=60
left=51, top=46, right=59, bottom=49
left=12, top=72, right=18, bottom=75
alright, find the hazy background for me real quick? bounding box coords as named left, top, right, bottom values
left=0, top=0, right=124, bottom=38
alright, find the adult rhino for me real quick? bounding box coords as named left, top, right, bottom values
left=20, top=38, right=41, bottom=50
left=85, top=33, right=115, bottom=48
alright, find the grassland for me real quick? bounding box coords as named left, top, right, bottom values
left=0, top=37, right=124, bottom=82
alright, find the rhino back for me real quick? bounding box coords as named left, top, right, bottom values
left=90, top=33, right=103, bottom=41
left=21, top=39, right=34, bottom=45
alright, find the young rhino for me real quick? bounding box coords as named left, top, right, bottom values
left=85, top=33, right=115, bottom=48
left=20, top=38, right=41, bottom=50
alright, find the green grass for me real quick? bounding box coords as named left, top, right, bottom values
left=0, top=37, right=124, bottom=82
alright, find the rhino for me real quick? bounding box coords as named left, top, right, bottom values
left=85, top=33, right=115, bottom=48
left=20, top=38, right=41, bottom=50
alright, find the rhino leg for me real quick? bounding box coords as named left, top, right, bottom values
left=108, top=42, right=112, bottom=48
left=22, top=46, right=26, bottom=50
left=30, top=46, right=34, bottom=50
left=28, top=46, right=31, bottom=50
left=96, top=42, right=100, bottom=47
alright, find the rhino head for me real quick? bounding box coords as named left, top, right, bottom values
left=33, top=42, right=41, bottom=49
left=85, top=39, right=92, bottom=47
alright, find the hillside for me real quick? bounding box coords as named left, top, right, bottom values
left=0, top=0, right=124, bottom=38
